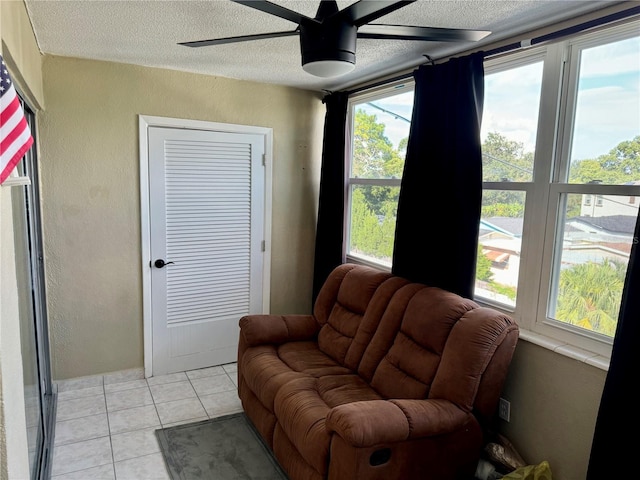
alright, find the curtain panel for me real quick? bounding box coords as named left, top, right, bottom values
left=312, top=92, right=349, bottom=306
left=392, top=52, right=485, bottom=298
left=587, top=213, right=640, bottom=478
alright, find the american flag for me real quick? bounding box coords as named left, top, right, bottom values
left=1, top=55, right=34, bottom=184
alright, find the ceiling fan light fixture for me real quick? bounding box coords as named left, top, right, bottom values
left=181, top=1, right=493, bottom=80
left=299, top=19, right=357, bottom=78
left=302, top=59, right=355, bottom=77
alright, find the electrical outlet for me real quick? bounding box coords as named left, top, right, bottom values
left=498, top=397, right=511, bottom=422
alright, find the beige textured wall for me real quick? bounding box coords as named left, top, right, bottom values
left=500, top=341, right=606, bottom=480
left=1, top=0, right=44, bottom=107
left=39, top=55, right=324, bottom=380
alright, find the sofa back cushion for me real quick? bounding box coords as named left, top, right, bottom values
left=316, top=265, right=394, bottom=368
left=431, top=307, right=518, bottom=418
left=362, top=285, right=478, bottom=399
left=313, top=264, right=359, bottom=325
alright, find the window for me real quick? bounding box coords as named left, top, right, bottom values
left=477, top=54, right=544, bottom=306
left=9, top=97, right=56, bottom=479
left=479, top=20, right=639, bottom=358
left=344, top=18, right=639, bottom=362
left=346, top=82, right=414, bottom=268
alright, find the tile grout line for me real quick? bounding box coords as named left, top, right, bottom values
left=103, top=380, right=118, bottom=480
left=149, top=373, right=200, bottom=427
left=146, top=376, right=166, bottom=429
left=148, top=375, right=188, bottom=479
left=51, top=376, right=112, bottom=479
left=52, top=365, right=239, bottom=479
left=186, top=372, right=212, bottom=422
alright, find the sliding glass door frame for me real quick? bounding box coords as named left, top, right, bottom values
left=14, top=95, right=56, bottom=480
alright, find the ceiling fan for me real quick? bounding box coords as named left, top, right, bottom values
left=180, top=0, right=491, bottom=78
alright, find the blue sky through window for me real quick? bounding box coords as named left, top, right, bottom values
left=357, top=35, right=639, bottom=164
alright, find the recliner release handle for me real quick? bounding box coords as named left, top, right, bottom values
left=369, top=448, right=391, bottom=466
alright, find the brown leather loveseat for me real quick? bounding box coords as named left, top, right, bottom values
left=237, top=263, right=519, bottom=480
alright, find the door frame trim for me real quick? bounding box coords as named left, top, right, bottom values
left=138, top=115, right=273, bottom=378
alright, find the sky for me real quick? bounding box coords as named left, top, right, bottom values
left=357, top=35, right=640, bottom=163
left=357, top=89, right=413, bottom=151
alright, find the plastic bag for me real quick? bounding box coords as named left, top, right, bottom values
left=484, top=438, right=526, bottom=472
left=501, top=461, right=552, bottom=480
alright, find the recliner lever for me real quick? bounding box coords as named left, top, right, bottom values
left=369, top=448, right=391, bottom=466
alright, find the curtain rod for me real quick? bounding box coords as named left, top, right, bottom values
left=345, top=4, right=640, bottom=97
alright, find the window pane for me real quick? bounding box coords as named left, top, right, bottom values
left=550, top=193, right=637, bottom=337
left=475, top=190, right=526, bottom=307
left=12, top=183, right=44, bottom=478
left=351, top=90, right=413, bottom=179
left=482, top=62, right=543, bottom=182
left=348, top=184, right=399, bottom=266
left=568, top=36, right=640, bottom=184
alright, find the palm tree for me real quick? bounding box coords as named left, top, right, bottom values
left=555, top=259, right=626, bottom=336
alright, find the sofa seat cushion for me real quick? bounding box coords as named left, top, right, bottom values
left=278, top=341, right=352, bottom=377
left=242, top=345, right=309, bottom=412
left=274, top=375, right=383, bottom=476
left=242, top=341, right=353, bottom=412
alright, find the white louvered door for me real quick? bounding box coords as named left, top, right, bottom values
left=148, top=126, right=265, bottom=375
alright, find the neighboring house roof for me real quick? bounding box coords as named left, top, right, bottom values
left=480, top=214, right=637, bottom=238
left=480, top=217, right=524, bottom=237
left=572, top=215, right=638, bottom=235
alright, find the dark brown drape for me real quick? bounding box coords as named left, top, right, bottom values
left=392, top=52, right=485, bottom=298
left=312, top=92, right=349, bottom=306
left=587, top=213, right=640, bottom=478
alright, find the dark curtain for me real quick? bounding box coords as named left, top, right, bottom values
left=586, top=213, right=640, bottom=478
left=312, top=92, right=349, bottom=305
left=392, top=52, right=484, bottom=298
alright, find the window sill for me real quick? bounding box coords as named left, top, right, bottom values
left=1, top=175, right=31, bottom=187
left=517, top=329, right=610, bottom=371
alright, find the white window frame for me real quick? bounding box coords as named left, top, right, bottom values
left=478, top=21, right=640, bottom=364
left=533, top=22, right=640, bottom=360
left=344, top=79, right=414, bottom=270
left=343, top=19, right=639, bottom=368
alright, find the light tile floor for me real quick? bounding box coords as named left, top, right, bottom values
left=51, top=362, right=241, bottom=479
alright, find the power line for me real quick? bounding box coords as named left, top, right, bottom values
left=483, top=152, right=534, bottom=175
left=365, top=102, right=411, bottom=123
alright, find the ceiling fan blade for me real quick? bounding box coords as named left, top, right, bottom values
left=230, top=0, right=317, bottom=25
left=179, top=30, right=300, bottom=48
left=338, top=0, right=417, bottom=27
left=358, top=24, right=491, bottom=42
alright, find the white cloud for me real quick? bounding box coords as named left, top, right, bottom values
left=355, top=38, right=639, bottom=159
left=571, top=85, right=640, bottom=159
left=580, top=37, right=640, bottom=77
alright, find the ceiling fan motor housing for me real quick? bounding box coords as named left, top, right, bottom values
left=299, top=20, right=357, bottom=68
left=179, top=0, right=491, bottom=77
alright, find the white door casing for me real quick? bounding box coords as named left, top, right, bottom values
left=139, top=116, right=272, bottom=377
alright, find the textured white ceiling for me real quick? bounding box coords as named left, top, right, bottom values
left=24, top=0, right=621, bottom=92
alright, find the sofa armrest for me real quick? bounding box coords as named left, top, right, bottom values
left=239, top=314, right=320, bottom=347
left=325, top=399, right=472, bottom=448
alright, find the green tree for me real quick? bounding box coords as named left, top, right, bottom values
left=555, top=260, right=627, bottom=336
left=476, top=245, right=493, bottom=282
left=482, top=132, right=534, bottom=183
left=398, top=137, right=408, bottom=157
left=353, top=109, right=404, bottom=179
left=569, top=135, right=640, bottom=185
left=350, top=187, right=397, bottom=262
left=353, top=109, right=404, bottom=218
left=350, top=109, right=405, bottom=262
left=481, top=132, right=532, bottom=217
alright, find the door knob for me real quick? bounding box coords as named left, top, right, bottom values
left=154, top=259, right=175, bottom=268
